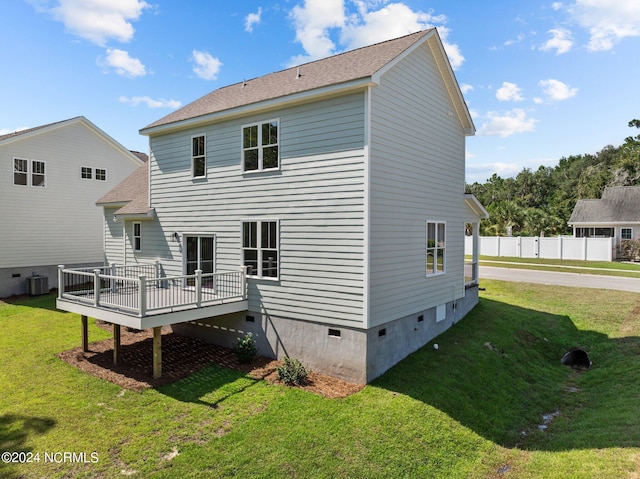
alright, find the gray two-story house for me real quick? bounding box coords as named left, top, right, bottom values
left=57, top=29, right=488, bottom=384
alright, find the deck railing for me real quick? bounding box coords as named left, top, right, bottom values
left=58, top=263, right=247, bottom=317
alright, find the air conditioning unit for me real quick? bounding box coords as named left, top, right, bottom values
left=27, top=275, right=49, bottom=296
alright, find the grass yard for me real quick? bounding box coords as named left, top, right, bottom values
left=1, top=282, right=639, bottom=478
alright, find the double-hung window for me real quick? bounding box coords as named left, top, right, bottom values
left=426, top=221, right=446, bottom=276
left=243, top=120, right=279, bottom=172
left=13, top=158, right=28, bottom=185
left=192, top=134, right=206, bottom=178
left=133, top=222, right=142, bottom=252
left=622, top=228, right=633, bottom=240
left=14, top=158, right=45, bottom=187
left=242, top=220, right=279, bottom=278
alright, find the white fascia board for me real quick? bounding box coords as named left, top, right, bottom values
left=464, top=194, right=489, bottom=219
left=140, top=78, right=375, bottom=137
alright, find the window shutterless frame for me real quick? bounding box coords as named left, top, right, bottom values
left=242, top=219, right=279, bottom=279
left=191, top=134, right=206, bottom=179
left=13, top=158, right=45, bottom=187
left=242, top=119, right=279, bottom=172
left=426, top=221, right=446, bottom=276
left=133, top=222, right=142, bottom=252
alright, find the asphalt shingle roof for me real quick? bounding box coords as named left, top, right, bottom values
left=96, top=162, right=150, bottom=216
left=569, top=186, right=640, bottom=223
left=142, top=29, right=436, bottom=132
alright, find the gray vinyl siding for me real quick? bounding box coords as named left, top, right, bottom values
left=0, top=121, right=140, bottom=270
left=103, top=207, right=123, bottom=264
left=368, top=42, right=468, bottom=327
left=146, top=92, right=367, bottom=327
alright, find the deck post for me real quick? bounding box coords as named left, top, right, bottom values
left=153, top=326, right=162, bottom=379
left=93, top=269, right=101, bottom=307
left=139, top=275, right=147, bottom=317
left=195, top=269, right=202, bottom=308
left=113, top=324, right=121, bottom=365
left=57, top=265, right=65, bottom=299
left=81, top=315, right=89, bottom=352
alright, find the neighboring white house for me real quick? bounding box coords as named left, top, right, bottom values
left=57, top=29, right=488, bottom=383
left=0, top=116, right=145, bottom=297
left=569, top=186, right=640, bottom=257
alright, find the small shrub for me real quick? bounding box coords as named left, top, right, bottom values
left=621, top=239, right=640, bottom=261
left=235, top=333, right=257, bottom=364
left=276, top=356, right=310, bottom=386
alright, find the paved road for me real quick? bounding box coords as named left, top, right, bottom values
left=479, top=266, right=640, bottom=293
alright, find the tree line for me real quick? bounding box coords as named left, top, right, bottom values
left=465, top=120, right=640, bottom=236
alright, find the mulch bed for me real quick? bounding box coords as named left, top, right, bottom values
left=57, top=323, right=364, bottom=398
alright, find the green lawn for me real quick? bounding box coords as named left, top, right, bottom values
left=1, top=285, right=639, bottom=478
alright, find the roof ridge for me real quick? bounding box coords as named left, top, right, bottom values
left=0, top=116, right=84, bottom=142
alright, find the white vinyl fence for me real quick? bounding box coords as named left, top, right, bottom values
left=465, top=236, right=614, bottom=261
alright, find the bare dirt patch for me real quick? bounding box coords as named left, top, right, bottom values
left=57, top=323, right=363, bottom=398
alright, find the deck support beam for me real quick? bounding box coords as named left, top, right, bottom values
left=153, top=326, right=162, bottom=379
left=113, top=324, right=121, bottom=365
left=81, top=315, right=89, bottom=352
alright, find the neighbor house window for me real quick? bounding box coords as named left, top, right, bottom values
left=133, top=222, right=142, bottom=252
left=575, top=227, right=615, bottom=238
left=426, top=221, right=446, bottom=276
left=13, top=158, right=28, bottom=185
left=31, top=161, right=45, bottom=186
left=622, top=228, right=633, bottom=240
left=95, top=168, right=106, bottom=181
left=242, top=120, right=279, bottom=172
left=192, top=134, right=206, bottom=178
left=242, top=220, right=279, bottom=278
left=14, top=158, right=45, bottom=187
left=81, top=167, right=92, bottom=179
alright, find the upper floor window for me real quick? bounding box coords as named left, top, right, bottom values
left=192, top=134, right=206, bottom=178
left=81, top=167, right=92, bottom=179
left=243, top=120, right=279, bottom=172
left=14, top=158, right=45, bottom=187
left=426, top=221, right=446, bottom=276
left=95, top=169, right=107, bottom=181
left=133, top=222, right=142, bottom=252
left=242, top=220, right=279, bottom=278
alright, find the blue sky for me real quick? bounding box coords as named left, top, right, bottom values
left=2, top=0, right=639, bottom=183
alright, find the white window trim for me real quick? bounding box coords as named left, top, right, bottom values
left=13, top=157, right=46, bottom=187
left=191, top=133, right=207, bottom=179
left=426, top=220, right=446, bottom=277
left=81, top=166, right=93, bottom=179
left=241, top=118, right=280, bottom=173
left=133, top=222, right=142, bottom=252
left=621, top=227, right=633, bottom=240
left=95, top=168, right=107, bottom=181
left=242, top=219, right=280, bottom=280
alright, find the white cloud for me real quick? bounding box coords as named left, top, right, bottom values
left=566, top=0, right=640, bottom=51
left=288, top=0, right=464, bottom=69
left=538, top=79, right=578, bottom=101
left=119, top=96, right=182, bottom=109
left=28, top=0, right=149, bottom=46
left=191, top=50, right=223, bottom=81
left=496, top=82, right=524, bottom=102
left=245, top=7, right=262, bottom=33
left=540, top=28, right=574, bottom=54
left=477, top=109, right=537, bottom=137
left=460, top=83, right=474, bottom=94
left=100, top=48, right=146, bottom=77
left=289, top=0, right=346, bottom=64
